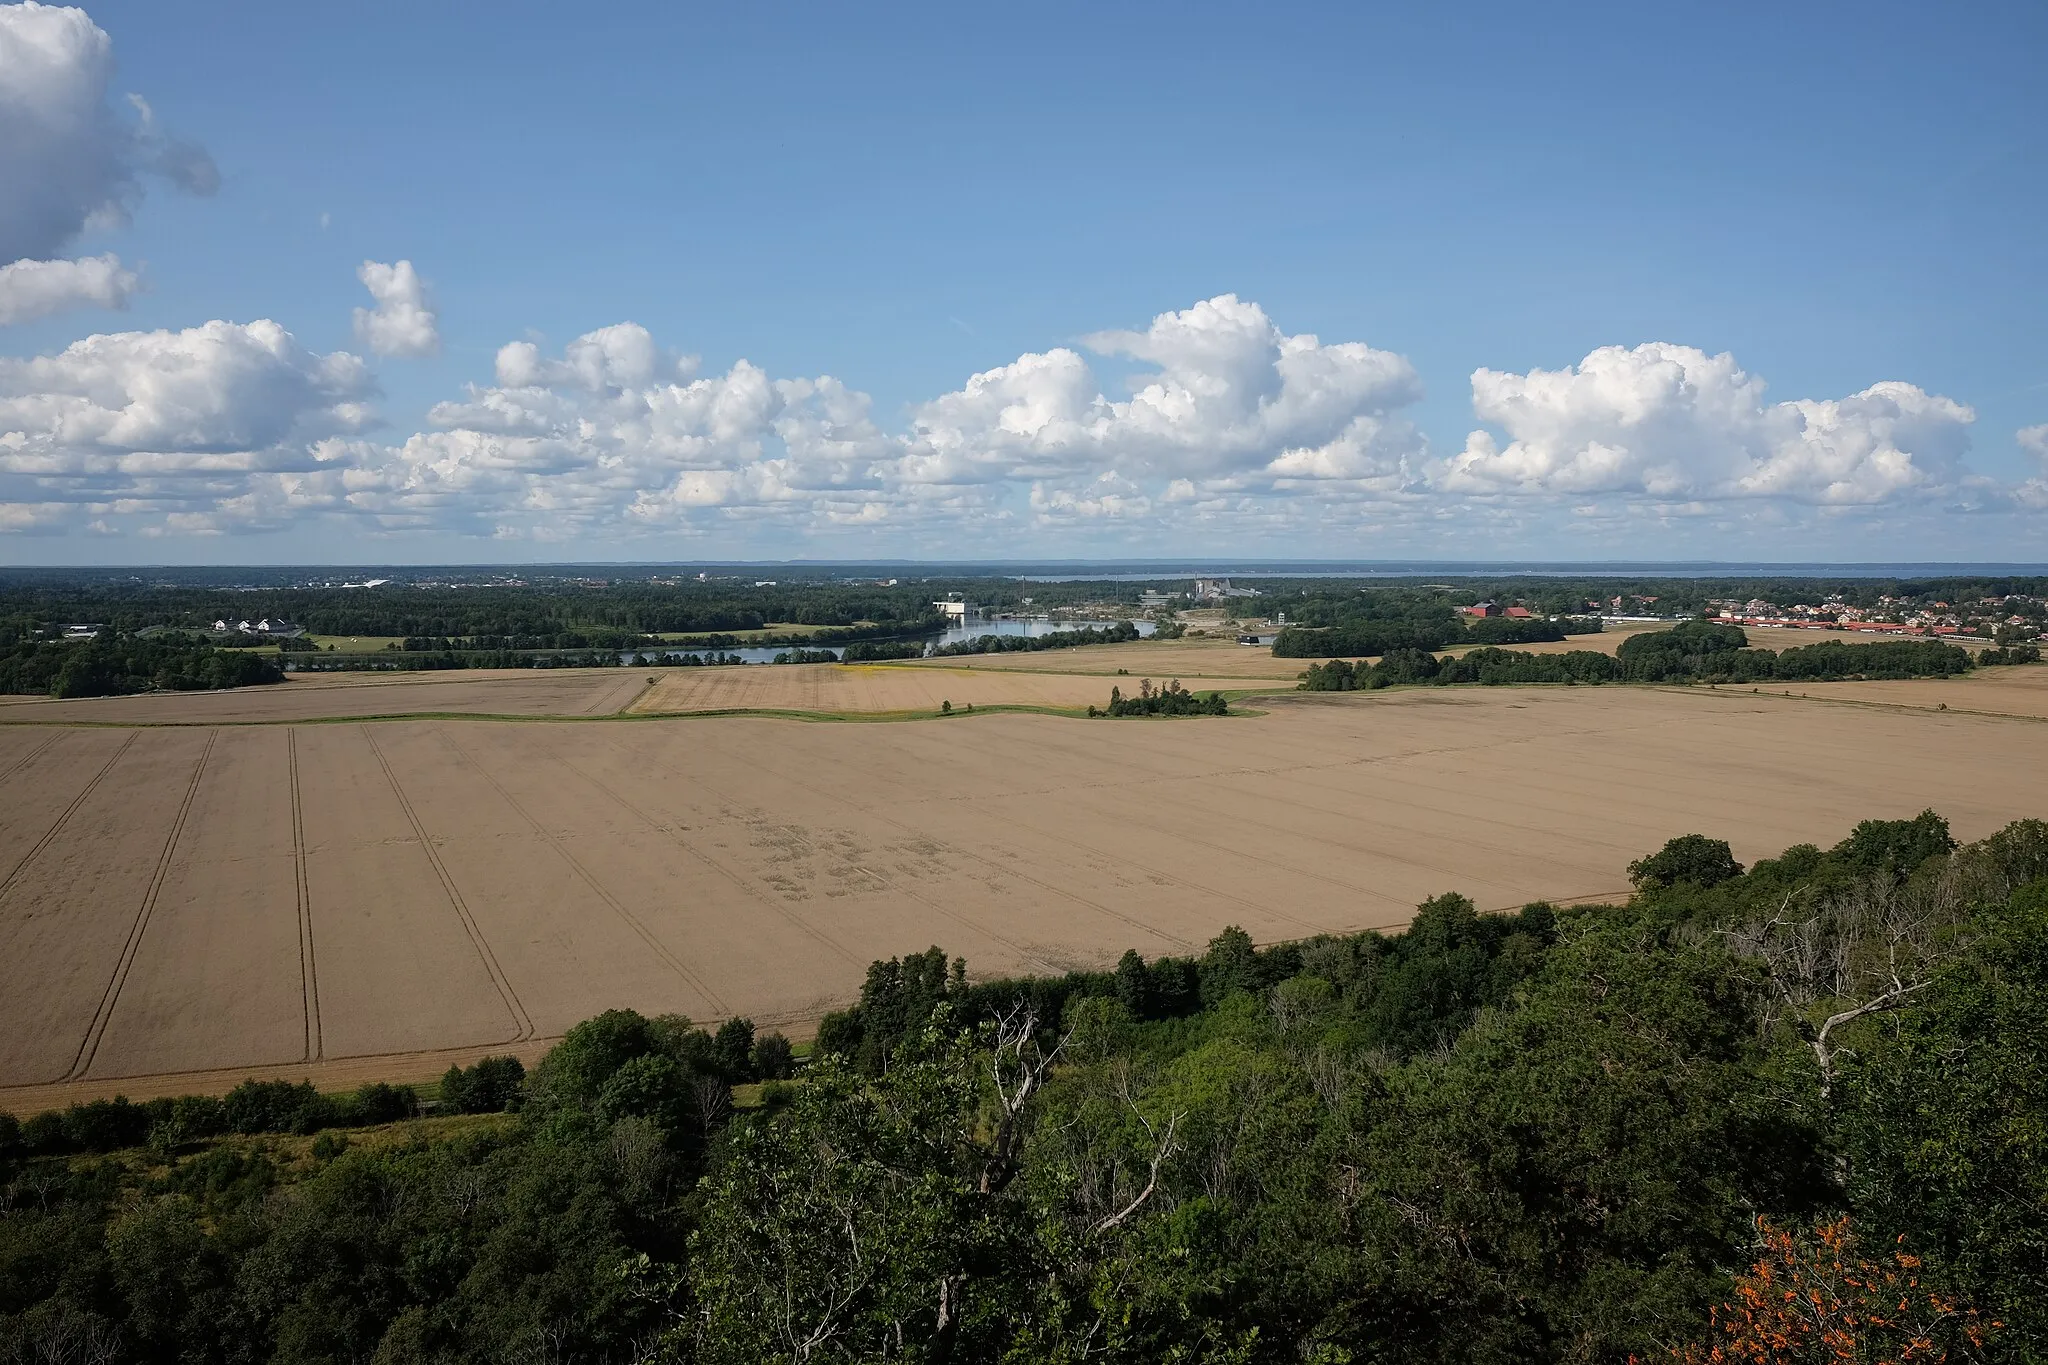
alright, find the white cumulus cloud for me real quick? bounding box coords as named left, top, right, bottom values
left=5, top=295, right=2040, bottom=548
left=334, top=323, right=902, bottom=538
left=363, top=296, right=1432, bottom=541
left=0, top=250, right=135, bottom=324
left=1442, top=343, right=1976, bottom=507
left=352, top=259, right=440, bottom=358
left=0, top=318, right=375, bottom=532
left=2019, top=423, right=2048, bottom=462
left=0, top=2, right=216, bottom=265
left=903, top=294, right=1424, bottom=493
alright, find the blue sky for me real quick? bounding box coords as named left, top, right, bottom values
left=1, top=0, right=2044, bottom=563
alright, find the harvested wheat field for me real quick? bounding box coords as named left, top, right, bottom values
left=628, top=662, right=1296, bottom=714
left=3, top=676, right=2045, bottom=1111
left=0, top=668, right=650, bottom=724
left=1778, top=664, right=2048, bottom=719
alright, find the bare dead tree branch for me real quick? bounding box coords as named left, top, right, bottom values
left=1090, top=1106, right=1182, bottom=1236
left=1724, top=868, right=1971, bottom=1098
left=979, top=1001, right=1069, bottom=1195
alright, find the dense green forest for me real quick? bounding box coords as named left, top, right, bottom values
left=1298, top=623, right=1977, bottom=690
left=4, top=812, right=2043, bottom=1362
left=0, top=628, right=283, bottom=697
left=1258, top=575, right=2048, bottom=627
left=0, top=575, right=1108, bottom=644
left=1271, top=606, right=1606, bottom=659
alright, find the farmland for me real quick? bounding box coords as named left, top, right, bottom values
left=890, top=622, right=1830, bottom=679
left=3, top=665, right=2046, bottom=1112
left=628, top=661, right=1295, bottom=714
left=0, top=667, right=648, bottom=724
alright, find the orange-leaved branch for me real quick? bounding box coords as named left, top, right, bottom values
left=1663, top=1217, right=1995, bottom=1365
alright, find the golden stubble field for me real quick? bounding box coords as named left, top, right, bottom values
left=0, top=668, right=650, bottom=724
left=628, top=662, right=1298, bottom=714
left=3, top=662, right=2046, bottom=1112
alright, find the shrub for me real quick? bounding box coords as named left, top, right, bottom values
left=341, top=1082, right=417, bottom=1126
left=60, top=1097, right=152, bottom=1152
left=751, top=1033, right=795, bottom=1081
left=1832, top=810, right=1956, bottom=874
left=813, top=1009, right=863, bottom=1061
left=168, top=1094, right=228, bottom=1138
left=441, top=1055, right=526, bottom=1114
left=713, top=1018, right=756, bottom=1081
left=1628, top=834, right=1745, bottom=890
left=222, top=1079, right=334, bottom=1135
left=20, top=1110, right=65, bottom=1153
left=596, top=1054, right=690, bottom=1132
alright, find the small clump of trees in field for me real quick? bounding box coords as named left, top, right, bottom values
left=4, top=813, right=2045, bottom=1361
left=1087, top=678, right=1230, bottom=716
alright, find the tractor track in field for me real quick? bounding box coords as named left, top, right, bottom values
left=362, top=726, right=534, bottom=1045
left=68, top=731, right=216, bottom=1081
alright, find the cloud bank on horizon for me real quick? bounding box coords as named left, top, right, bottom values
left=6, top=293, right=2034, bottom=548
left=0, top=2, right=2042, bottom=554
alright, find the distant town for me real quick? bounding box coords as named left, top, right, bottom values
left=1704, top=591, right=2043, bottom=643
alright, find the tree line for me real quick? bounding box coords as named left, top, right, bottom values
left=929, top=620, right=1142, bottom=656
left=1298, top=621, right=1977, bottom=690
left=3, top=815, right=2044, bottom=1361
left=0, top=581, right=963, bottom=640
left=5, top=572, right=2042, bottom=645
left=381, top=615, right=949, bottom=655
left=0, top=629, right=283, bottom=698
left=1274, top=611, right=1604, bottom=659
left=285, top=648, right=764, bottom=674
left=1255, top=575, right=2048, bottom=627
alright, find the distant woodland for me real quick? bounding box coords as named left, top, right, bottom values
left=0, top=629, right=282, bottom=698
left=0, top=570, right=2038, bottom=686
left=1297, top=622, right=1980, bottom=689
left=1, top=569, right=2040, bottom=646
left=4, top=813, right=2043, bottom=1363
